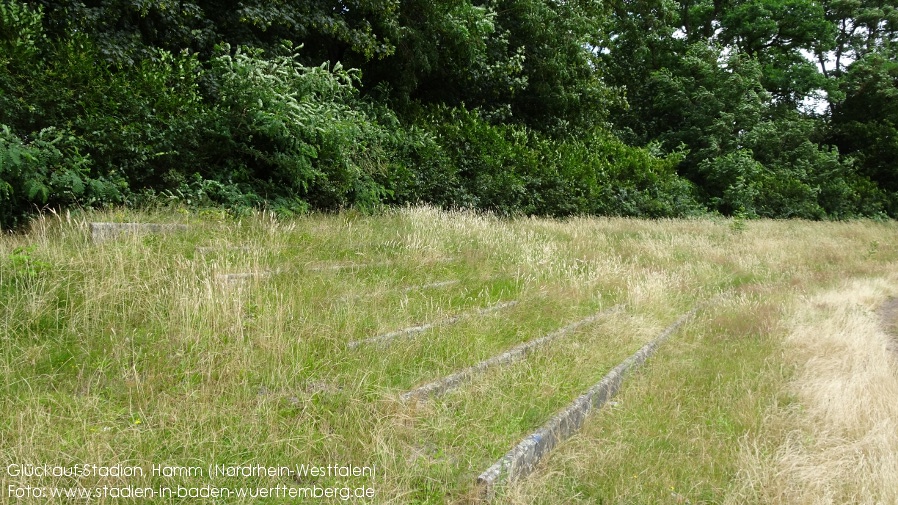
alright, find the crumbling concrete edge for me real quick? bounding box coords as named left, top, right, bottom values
left=90, top=222, right=188, bottom=242
left=475, top=306, right=699, bottom=500
left=305, top=256, right=454, bottom=272
left=215, top=270, right=282, bottom=283
left=347, top=300, right=519, bottom=349
left=401, top=305, right=623, bottom=402
left=196, top=245, right=255, bottom=254
left=402, top=279, right=460, bottom=292
left=339, top=280, right=461, bottom=302
left=306, top=260, right=392, bottom=272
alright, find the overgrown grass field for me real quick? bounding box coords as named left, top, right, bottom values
left=2, top=208, right=897, bottom=503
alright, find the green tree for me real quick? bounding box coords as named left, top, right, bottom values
left=493, top=0, right=611, bottom=133
left=716, top=0, right=834, bottom=108
left=359, top=0, right=523, bottom=116
left=828, top=48, right=898, bottom=214
left=31, top=0, right=400, bottom=64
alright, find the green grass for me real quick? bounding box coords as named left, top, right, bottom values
left=2, top=208, right=897, bottom=503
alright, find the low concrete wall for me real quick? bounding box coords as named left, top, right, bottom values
left=196, top=246, right=254, bottom=254
left=401, top=305, right=622, bottom=401
left=215, top=270, right=280, bottom=284
left=476, top=307, right=698, bottom=499
left=90, top=222, right=187, bottom=242
left=347, top=301, right=519, bottom=349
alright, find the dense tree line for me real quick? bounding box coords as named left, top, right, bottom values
left=1, top=0, right=896, bottom=228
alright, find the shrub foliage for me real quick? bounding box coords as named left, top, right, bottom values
left=1, top=0, right=895, bottom=228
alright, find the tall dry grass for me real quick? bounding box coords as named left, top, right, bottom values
left=727, top=277, right=898, bottom=505
left=2, top=207, right=898, bottom=503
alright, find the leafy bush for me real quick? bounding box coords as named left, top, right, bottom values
left=2, top=0, right=893, bottom=225
left=417, top=107, right=702, bottom=217
left=0, top=125, right=125, bottom=230
left=697, top=115, right=887, bottom=219
left=1, top=1, right=206, bottom=226
left=202, top=44, right=394, bottom=211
